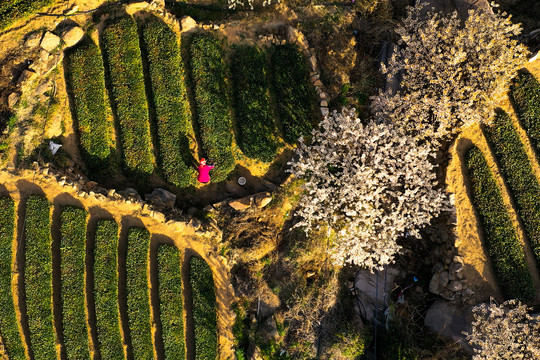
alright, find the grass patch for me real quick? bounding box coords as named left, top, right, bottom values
left=0, top=197, right=25, bottom=360
left=188, top=32, right=235, bottom=182
left=189, top=256, right=218, bottom=360
left=100, top=15, right=155, bottom=178
left=510, top=71, right=540, bottom=154
left=24, top=195, right=56, bottom=359
left=64, top=37, right=114, bottom=172
left=59, top=207, right=90, bottom=359
left=270, top=44, right=315, bottom=144
left=485, top=109, right=540, bottom=267
left=465, top=147, right=535, bottom=301
left=157, top=244, right=185, bottom=360
left=93, top=219, right=123, bottom=359
left=139, top=15, right=196, bottom=187
left=0, top=0, right=54, bottom=30
left=126, top=227, right=153, bottom=359
left=231, top=45, right=280, bottom=162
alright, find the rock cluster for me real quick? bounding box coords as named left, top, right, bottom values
left=8, top=23, right=85, bottom=109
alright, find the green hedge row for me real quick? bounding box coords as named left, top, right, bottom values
left=64, top=37, right=114, bottom=172
left=126, top=227, right=153, bottom=359
left=140, top=16, right=196, bottom=187
left=157, top=244, right=185, bottom=360
left=93, top=219, right=124, bottom=359
left=100, top=16, right=155, bottom=177
left=59, top=207, right=91, bottom=359
left=465, top=147, right=535, bottom=302
left=189, top=256, right=218, bottom=360
left=510, top=71, right=540, bottom=153
left=270, top=44, right=314, bottom=144
left=485, top=110, right=540, bottom=267
left=231, top=45, right=279, bottom=162
left=0, top=0, right=54, bottom=30
left=24, top=195, right=56, bottom=359
left=188, top=33, right=235, bottom=182
left=0, top=197, right=25, bottom=360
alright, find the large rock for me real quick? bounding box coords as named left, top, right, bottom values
left=181, top=16, right=197, bottom=32
left=253, top=192, right=272, bottom=208
left=354, top=267, right=400, bottom=321
left=61, top=26, right=85, bottom=47
left=228, top=196, right=251, bottom=211
left=8, top=93, right=20, bottom=108
left=40, top=31, right=61, bottom=52
left=145, top=188, right=176, bottom=209
left=17, top=70, right=37, bottom=86
left=24, top=32, right=42, bottom=48
left=424, top=300, right=474, bottom=351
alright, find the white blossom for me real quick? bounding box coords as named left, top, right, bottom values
left=227, top=0, right=280, bottom=10
left=371, top=2, right=528, bottom=141
left=288, top=108, right=447, bottom=270
left=465, top=298, right=540, bottom=360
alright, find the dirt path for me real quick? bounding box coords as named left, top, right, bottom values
left=447, top=59, right=540, bottom=305
left=0, top=168, right=235, bottom=360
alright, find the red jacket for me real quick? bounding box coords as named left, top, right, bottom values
left=197, top=164, right=215, bottom=183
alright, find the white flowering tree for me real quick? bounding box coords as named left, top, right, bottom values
left=371, top=2, right=528, bottom=141
left=465, top=298, right=540, bottom=360
left=288, top=108, right=447, bottom=270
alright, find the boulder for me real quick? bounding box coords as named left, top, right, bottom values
left=17, top=70, right=37, bottom=86
left=8, top=92, right=20, bottom=108
left=308, top=55, right=317, bottom=71
left=228, top=196, right=251, bottom=211
left=320, top=99, right=328, bottom=107
left=320, top=107, right=329, bottom=117
left=253, top=192, right=272, bottom=208
left=35, top=81, right=51, bottom=96
left=448, top=280, right=463, bottom=292
left=286, top=25, right=297, bottom=43
left=424, top=300, right=474, bottom=350
left=24, top=32, right=42, bottom=48
left=145, top=188, right=176, bottom=209
left=181, top=16, right=197, bottom=32
left=40, top=31, right=61, bottom=52
left=61, top=26, right=85, bottom=48
left=354, top=267, right=400, bottom=321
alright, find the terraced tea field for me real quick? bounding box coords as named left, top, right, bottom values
left=448, top=67, right=540, bottom=303
left=65, top=13, right=316, bottom=185
left=0, top=169, right=232, bottom=360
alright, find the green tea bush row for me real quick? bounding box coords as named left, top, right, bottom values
left=64, top=37, right=114, bottom=172
left=59, top=207, right=91, bottom=359
left=157, top=244, right=185, bottom=360
left=126, top=227, right=153, bottom=359
left=485, top=110, right=540, bottom=266
left=0, top=197, right=25, bottom=360
left=465, top=147, right=535, bottom=302
left=100, top=16, right=155, bottom=177
left=24, top=195, right=56, bottom=359
left=0, top=0, right=54, bottom=30
left=231, top=45, right=280, bottom=162
left=510, top=71, right=540, bottom=153
left=188, top=33, right=235, bottom=181
left=189, top=256, right=218, bottom=360
left=93, top=219, right=124, bottom=359
left=139, top=16, right=196, bottom=187
left=270, top=44, right=314, bottom=144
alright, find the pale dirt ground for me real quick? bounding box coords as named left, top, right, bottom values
left=447, top=58, right=540, bottom=305
left=0, top=168, right=236, bottom=360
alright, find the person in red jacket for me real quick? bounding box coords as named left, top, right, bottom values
left=197, top=158, right=215, bottom=184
